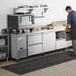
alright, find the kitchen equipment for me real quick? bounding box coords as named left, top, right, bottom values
left=56, top=31, right=67, bottom=49
left=7, top=14, right=34, bottom=31
left=13, top=5, right=48, bottom=18
left=2, top=29, right=9, bottom=34
left=56, top=31, right=65, bottom=40
left=27, top=33, right=42, bottom=56
left=13, top=5, right=33, bottom=14
left=14, top=8, right=33, bottom=14
left=11, top=34, right=27, bottom=60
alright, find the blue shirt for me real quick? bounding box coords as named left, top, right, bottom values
left=67, top=10, right=76, bottom=25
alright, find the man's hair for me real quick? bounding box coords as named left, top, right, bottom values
left=65, top=6, right=72, bottom=11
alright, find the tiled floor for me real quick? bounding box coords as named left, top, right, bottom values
left=0, top=49, right=76, bottom=76
left=0, top=48, right=76, bottom=76
left=0, top=59, right=76, bottom=76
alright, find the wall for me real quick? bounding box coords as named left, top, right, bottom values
left=0, top=0, right=76, bottom=32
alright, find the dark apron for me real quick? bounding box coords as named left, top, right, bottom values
left=71, top=22, right=76, bottom=40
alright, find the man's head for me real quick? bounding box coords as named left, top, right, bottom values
left=65, top=6, right=72, bottom=13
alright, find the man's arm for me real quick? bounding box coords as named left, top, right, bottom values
left=64, top=14, right=71, bottom=32
left=66, top=14, right=71, bottom=30
left=67, top=14, right=71, bottom=25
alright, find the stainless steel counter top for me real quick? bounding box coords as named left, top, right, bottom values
left=10, top=26, right=65, bottom=35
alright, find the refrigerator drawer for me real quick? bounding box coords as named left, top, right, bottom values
left=56, top=39, right=67, bottom=49
left=28, top=44, right=42, bottom=56
left=28, top=33, right=42, bottom=45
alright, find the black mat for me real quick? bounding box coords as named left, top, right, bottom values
left=2, top=52, right=76, bottom=75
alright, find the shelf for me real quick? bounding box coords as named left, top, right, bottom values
left=0, top=45, right=8, bottom=48
left=14, top=7, right=48, bottom=10
left=0, top=57, right=6, bottom=60
left=13, top=7, right=48, bottom=16
left=0, top=34, right=9, bottom=61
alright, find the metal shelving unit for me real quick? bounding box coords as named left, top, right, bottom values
left=0, top=34, right=9, bottom=61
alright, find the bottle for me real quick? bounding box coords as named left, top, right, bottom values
left=51, top=22, right=56, bottom=28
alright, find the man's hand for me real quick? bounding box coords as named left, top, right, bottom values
left=66, top=24, right=71, bottom=28
left=64, top=24, right=71, bottom=32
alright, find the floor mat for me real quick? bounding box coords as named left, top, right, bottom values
left=1, top=51, right=76, bottom=75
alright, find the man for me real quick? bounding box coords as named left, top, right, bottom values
left=65, top=6, right=76, bottom=56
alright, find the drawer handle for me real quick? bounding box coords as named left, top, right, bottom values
left=20, top=48, right=23, bottom=49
